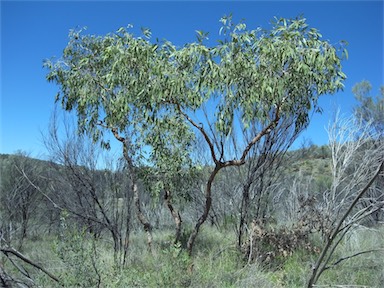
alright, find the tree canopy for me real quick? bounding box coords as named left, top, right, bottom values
left=45, top=15, right=347, bottom=167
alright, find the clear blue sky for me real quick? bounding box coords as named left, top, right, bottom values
left=1, top=1, right=383, bottom=158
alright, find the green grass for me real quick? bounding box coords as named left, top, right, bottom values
left=2, top=225, right=384, bottom=287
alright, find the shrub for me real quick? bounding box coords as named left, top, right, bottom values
left=243, top=218, right=320, bottom=266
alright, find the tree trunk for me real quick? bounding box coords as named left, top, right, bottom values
left=132, top=181, right=152, bottom=251
left=113, top=128, right=153, bottom=253
left=122, top=188, right=132, bottom=266
left=238, top=182, right=251, bottom=248
left=187, top=164, right=221, bottom=255
left=164, top=189, right=182, bottom=244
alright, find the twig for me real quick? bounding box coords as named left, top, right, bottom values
left=17, top=166, right=62, bottom=211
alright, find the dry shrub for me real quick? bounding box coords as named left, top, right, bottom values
left=243, top=195, right=329, bottom=265
left=296, top=195, right=333, bottom=240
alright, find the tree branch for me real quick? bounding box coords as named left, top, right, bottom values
left=308, top=160, right=384, bottom=287
left=223, top=105, right=281, bottom=167
left=324, top=249, right=384, bottom=271
left=17, top=166, right=62, bottom=211
left=0, top=247, right=61, bottom=283
left=176, top=104, right=219, bottom=164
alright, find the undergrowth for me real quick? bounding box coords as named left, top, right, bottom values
left=3, top=225, right=383, bottom=287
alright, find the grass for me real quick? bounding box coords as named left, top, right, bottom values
left=315, top=226, right=384, bottom=287
left=2, top=224, right=384, bottom=287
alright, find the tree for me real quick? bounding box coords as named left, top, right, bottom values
left=353, top=80, right=384, bottom=135
left=236, top=110, right=306, bottom=247
left=43, top=112, right=134, bottom=264
left=307, top=112, right=384, bottom=287
left=45, top=15, right=347, bottom=255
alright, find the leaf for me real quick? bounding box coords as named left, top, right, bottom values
left=117, top=27, right=125, bottom=34
left=343, top=48, right=348, bottom=60
left=141, top=27, right=152, bottom=39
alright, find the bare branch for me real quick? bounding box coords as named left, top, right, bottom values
left=324, top=248, right=384, bottom=271
left=176, top=104, right=219, bottom=164
left=17, top=166, right=62, bottom=211
left=308, top=160, right=384, bottom=287
left=0, top=247, right=60, bottom=283
left=223, top=105, right=281, bottom=167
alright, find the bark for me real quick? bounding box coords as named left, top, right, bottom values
left=122, top=189, right=132, bottom=266
left=132, top=181, right=152, bottom=251
left=164, top=189, right=182, bottom=244
left=187, top=164, right=222, bottom=255
left=238, top=182, right=251, bottom=248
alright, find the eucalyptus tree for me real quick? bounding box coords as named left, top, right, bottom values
left=353, top=80, right=384, bottom=135
left=176, top=15, right=347, bottom=254
left=45, top=25, right=194, bottom=250
left=45, top=15, right=347, bottom=255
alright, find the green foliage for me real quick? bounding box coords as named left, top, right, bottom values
left=45, top=30, right=193, bottom=181
left=45, top=14, right=346, bottom=156
left=157, top=243, right=191, bottom=286
left=214, top=15, right=347, bottom=133
left=44, top=16, right=347, bottom=253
